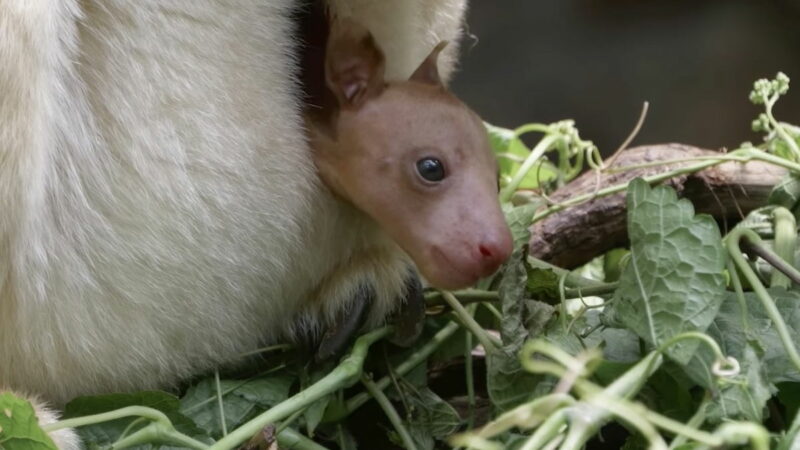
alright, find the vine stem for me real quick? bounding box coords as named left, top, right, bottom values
left=519, top=410, right=568, bottom=450
left=741, top=226, right=800, bottom=285
left=480, top=334, right=736, bottom=449
left=500, top=134, right=560, bottom=203
left=726, top=227, right=800, bottom=373
left=424, top=286, right=617, bottom=308
left=362, top=375, right=418, bottom=450
left=527, top=257, right=616, bottom=291
left=465, top=304, right=477, bottom=429
left=657, top=332, right=730, bottom=371
left=567, top=375, right=721, bottom=449
left=514, top=123, right=552, bottom=136
left=337, top=321, right=461, bottom=420
left=521, top=342, right=664, bottom=449
left=608, top=146, right=800, bottom=174
left=669, top=394, right=710, bottom=449
left=746, top=146, right=800, bottom=172
left=532, top=147, right=800, bottom=224
left=441, top=291, right=499, bottom=352
left=770, top=207, right=797, bottom=288
left=482, top=302, right=504, bottom=321
left=532, top=157, right=723, bottom=223
left=44, top=406, right=171, bottom=432
left=633, top=401, right=718, bottom=447
left=276, top=427, right=330, bottom=450
left=765, top=94, right=800, bottom=160
left=582, top=393, right=669, bottom=450
left=715, top=422, right=770, bottom=450
left=470, top=394, right=575, bottom=439
left=425, top=289, right=499, bottom=305
left=110, top=422, right=210, bottom=449
left=727, top=258, right=753, bottom=333
left=44, top=405, right=208, bottom=449
left=214, top=370, right=227, bottom=436
left=603, top=101, right=649, bottom=170
left=210, top=327, right=391, bottom=450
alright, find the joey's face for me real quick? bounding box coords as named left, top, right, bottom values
left=315, top=19, right=512, bottom=289
left=331, top=85, right=513, bottom=289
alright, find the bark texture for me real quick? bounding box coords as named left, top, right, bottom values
left=529, top=144, right=786, bottom=268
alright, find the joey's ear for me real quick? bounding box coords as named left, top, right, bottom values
left=325, top=19, right=386, bottom=108
left=409, top=41, right=448, bottom=86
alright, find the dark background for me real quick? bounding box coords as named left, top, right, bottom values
left=451, top=0, right=800, bottom=155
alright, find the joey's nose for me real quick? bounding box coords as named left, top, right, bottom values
left=477, top=229, right=513, bottom=276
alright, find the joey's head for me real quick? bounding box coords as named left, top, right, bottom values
left=311, top=20, right=513, bottom=290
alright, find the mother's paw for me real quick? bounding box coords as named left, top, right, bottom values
left=388, top=271, right=426, bottom=347
left=314, top=284, right=374, bottom=362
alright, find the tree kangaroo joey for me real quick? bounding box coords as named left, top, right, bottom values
left=304, top=17, right=512, bottom=354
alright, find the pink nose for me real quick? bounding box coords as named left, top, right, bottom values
left=477, top=229, right=514, bottom=276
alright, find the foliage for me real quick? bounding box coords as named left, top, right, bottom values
left=7, top=74, right=800, bottom=449
left=0, top=393, right=58, bottom=450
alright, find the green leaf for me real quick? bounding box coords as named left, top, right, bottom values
left=573, top=255, right=605, bottom=282
left=682, top=288, right=794, bottom=422
left=779, top=397, right=800, bottom=450
left=63, top=391, right=210, bottom=449
left=486, top=123, right=556, bottom=189
left=180, top=381, right=255, bottom=439
left=620, top=433, right=649, bottom=450
left=544, top=309, right=605, bottom=356
left=603, top=248, right=629, bottom=283
left=331, top=425, right=358, bottom=450
left=600, top=327, right=642, bottom=363
left=769, top=137, right=798, bottom=162
left=777, top=382, right=800, bottom=427
left=300, top=367, right=332, bottom=435
left=523, top=300, right=555, bottom=339
left=525, top=267, right=560, bottom=299
left=487, top=123, right=527, bottom=179
left=487, top=243, right=544, bottom=412
left=705, top=345, right=774, bottom=423
left=405, top=387, right=461, bottom=439
left=770, top=173, right=800, bottom=213
left=499, top=234, right=532, bottom=347
left=486, top=349, right=542, bottom=414
left=400, top=423, right=434, bottom=450
left=228, top=376, right=294, bottom=408
left=741, top=289, right=800, bottom=382
left=638, top=367, right=696, bottom=422
left=180, top=376, right=292, bottom=440
left=604, top=179, right=727, bottom=364
left=687, top=289, right=800, bottom=390
left=503, top=203, right=538, bottom=251
left=500, top=432, right=529, bottom=449
left=0, top=392, right=58, bottom=450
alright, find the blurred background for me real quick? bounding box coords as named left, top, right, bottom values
left=451, top=0, right=800, bottom=156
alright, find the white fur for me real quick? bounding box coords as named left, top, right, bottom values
left=0, top=0, right=467, bottom=419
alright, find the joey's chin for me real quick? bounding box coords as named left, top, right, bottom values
left=421, top=267, right=480, bottom=291
left=415, top=246, right=483, bottom=290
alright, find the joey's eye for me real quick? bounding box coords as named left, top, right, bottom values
left=416, top=157, right=446, bottom=182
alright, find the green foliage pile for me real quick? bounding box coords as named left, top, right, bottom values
left=3, top=73, right=800, bottom=450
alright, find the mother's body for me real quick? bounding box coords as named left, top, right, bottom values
left=0, top=0, right=470, bottom=405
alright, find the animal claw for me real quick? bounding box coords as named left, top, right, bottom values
left=388, top=272, right=426, bottom=347
left=315, top=285, right=374, bottom=362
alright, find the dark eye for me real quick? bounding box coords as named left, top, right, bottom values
left=416, top=157, right=446, bottom=182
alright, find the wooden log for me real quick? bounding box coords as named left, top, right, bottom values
left=528, top=143, right=787, bottom=268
